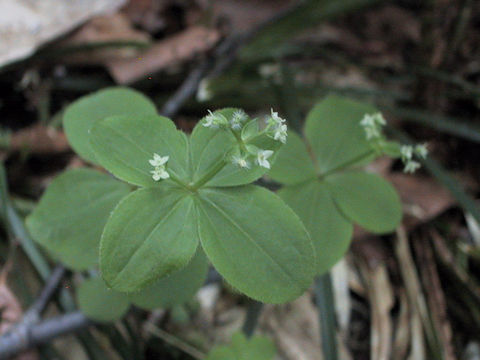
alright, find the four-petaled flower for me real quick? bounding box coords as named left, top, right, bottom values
left=404, top=160, right=420, bottom=174
left=203, top=110, right=228, bottom=128
left=360, top=113, right=386, bottom=140
left=256, top=149, right=274, bottom=169
left=232, top=154, right=250, bottom=169
left=273, top=123, right=288, bottom=144
left=400, top=145, right=413, bottom=161
left=149, top=153, right=170, bottom=181
left=230, top=110, right=248, bottom=130
left=269, top=108, right=286, bottom=126
left=415, top=144, right=428, bottom=159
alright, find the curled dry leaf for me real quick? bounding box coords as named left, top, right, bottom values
left=107, top=26, right=220, bottom=84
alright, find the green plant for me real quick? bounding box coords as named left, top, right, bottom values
left=26, top=88, right=427, bottom=325
left=27, top=87, right=316, bottom=309
left=269, top=95, right=427, bottom=274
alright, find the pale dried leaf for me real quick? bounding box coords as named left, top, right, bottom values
left=107, top=26, right=220, bottom=84
left=0, top=0, right=126, bottom=66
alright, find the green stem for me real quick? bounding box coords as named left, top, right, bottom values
left=242, top=300, right=264, bottom=338
left=318, top=149, right=375, bottom=179
left=314, top=274, right=338, bottom=360
left=190, top=160, right=227, bottom=190
left=168, top=172, right=193, bottom=191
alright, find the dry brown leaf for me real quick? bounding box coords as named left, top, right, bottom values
left=392, top=291, right=411, bottom=360
left=388, top=174, right=454, bottom=226
left=107, top=26, right=220, bottom=84
left=9, top=125, right=69, bottom=154
left=59, top=13, right=151, bottom=64
left=357, top=259, right=393, bottom=360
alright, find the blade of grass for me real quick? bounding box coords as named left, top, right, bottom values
left=242, top=300, right=264, bottom=338
left=314, top=274, right=338, bottom=360
left=384, top=105, right=480, bottom=143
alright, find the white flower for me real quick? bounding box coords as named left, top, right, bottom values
left=232, top=155, right=250, bottom=169
left=404, top=160, right=421, bottom=174
left=372, top=113, right=386, bottom=126
left=364, top=126, right=381, bottom=140
left=196, top=78, right=212, bottom=102
left=360, top=113, right=386, bottom=140
left=256, top=149, right=274, bottom=169
left=151, top=167, right=170, bottom=181
left=415, top=143, right=428, bottom=159
left=360, top=114, right=376, bottom=127
left=203, top=110, right=228, bottom=128
left=400, top=145, right=413, bottom=161
left=270, top=108, right=286, bottom=126
left=230, top=110, right=248, bottom=130
left=149, top=153, right=169, bottom=167
left=149, top=153, right=170, bottom=181
left=273, top=123, right=288, bottom=143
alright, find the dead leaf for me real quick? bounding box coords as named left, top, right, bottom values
left=9, top=125, right=69, bottom=154
left=59, top=13, right=151, bottom=64
left=107, top=26, right=220, bottom=84
left=388, top=173, right=454, bottom=226
left=412, top=236, right=456, bottom=360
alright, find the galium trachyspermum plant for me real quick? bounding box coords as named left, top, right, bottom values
left=269, top=95, right=428, bottom=274
left=27, top=87, right=315, bottom=305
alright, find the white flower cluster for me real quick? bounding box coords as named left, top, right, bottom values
left=267, top=109, right=288, bottom=144
left=201, top=108, right=288, bottom=171
left=400, top=144, right=428, bottom=173
left=360, top=112, right=428, bottom=174
left=149, top=153, right=170, bottom=181
left=360, top=113, right=386, bottom=140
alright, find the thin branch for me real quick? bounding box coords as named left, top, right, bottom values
left=0, top=312, right=91, bottom=359
left=27, top=264, right=66, bottom=319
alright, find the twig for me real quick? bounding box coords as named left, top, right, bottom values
left=144, top=323, right=205, bottom=360
left=0, top=312, right=91, bottom=360
left=27, top=264, right=66, bottom=319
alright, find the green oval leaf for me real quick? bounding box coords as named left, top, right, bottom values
left=196, top=186, right=315, bottom=303
left=90, top=114, right=190, bottom=187
left=77, top=277, right=130, bottom=322
left=268, top=131, right=316, bottom=185
left=63, top=87, right=157, bottom=164
left=100, top=187, right=198, bottom=292
left=129, top=248, right=208, bottom=309
left=327, top=172, right=402, bottom=233
left=278, top=180, right=353, bottom=275
left=26, top=169, right=130, bottom=270
left=304, top=95, right=376, bottom=174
